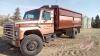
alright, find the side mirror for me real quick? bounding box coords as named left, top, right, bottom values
left=51, top=14, right=54, bottom=18
left=50, top=11, right=54, bottom=18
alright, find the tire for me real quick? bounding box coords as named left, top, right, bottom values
left=20, top=34, right=43, bottom=56
left=70, top=28, right=77, bottom=38
left=56, top=33, right=62, bottom=37
left=78, top=28, right=80, bottom=33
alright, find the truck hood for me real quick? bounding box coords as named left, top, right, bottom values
left=15, top=20, right=38, bottom=24
left=15, top=20, right=39, bottom=27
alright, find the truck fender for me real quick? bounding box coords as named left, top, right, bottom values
left=24, top=30, right=44, bottom=41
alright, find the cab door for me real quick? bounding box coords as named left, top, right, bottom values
left=39, top=10, right=54, bottom=34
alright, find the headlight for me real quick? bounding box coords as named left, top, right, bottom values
left=15, top=31, right=18, bottom=36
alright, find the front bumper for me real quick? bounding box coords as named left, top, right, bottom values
left=5, top=37, right=20, bottom=47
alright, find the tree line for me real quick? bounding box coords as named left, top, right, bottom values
left=91, top=15, right=100, bottom=28
left=0, top=8, right=21, bottom=26
left=1, top=7, right=100, bottom=29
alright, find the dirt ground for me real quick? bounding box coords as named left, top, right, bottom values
left=0, top=29, right=100, bottom=56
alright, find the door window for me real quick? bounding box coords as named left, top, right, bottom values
left=42, top=11, right=51, bottom=20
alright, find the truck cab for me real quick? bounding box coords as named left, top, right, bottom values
left=4, top=5, right=55, bottom=56
left=15, top=7, right=54, bottom=40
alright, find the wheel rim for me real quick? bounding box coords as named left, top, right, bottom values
left=27, top=41, right=38, bottom=51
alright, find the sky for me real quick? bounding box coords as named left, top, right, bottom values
left=0, top=0, right=100, bottom=18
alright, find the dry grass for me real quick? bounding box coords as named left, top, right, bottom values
left=37, top=28, right=100, bottom=56
left=0, top=28, right=100, bottom=56
left=0, top=27, right=3, bottom=37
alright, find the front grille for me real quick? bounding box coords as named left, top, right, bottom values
left=4, top=23, right=15, bottom=40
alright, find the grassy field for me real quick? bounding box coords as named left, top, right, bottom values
left=37, top=29, right=100, bottom=56
left=0, top=28, right=100, bottom=56
left=0, top=27, right=3, bottom=37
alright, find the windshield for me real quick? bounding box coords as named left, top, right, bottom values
left=23, top=9, right=40, bottom=20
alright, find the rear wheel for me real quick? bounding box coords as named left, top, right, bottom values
left=56, top=33, right=62, bottom=37
left=20, top=34, right=43, bottom=56
left=70, top=28, right=78, bottom=38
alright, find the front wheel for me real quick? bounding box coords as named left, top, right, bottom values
left=20, top=34, right=43, bottom=56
